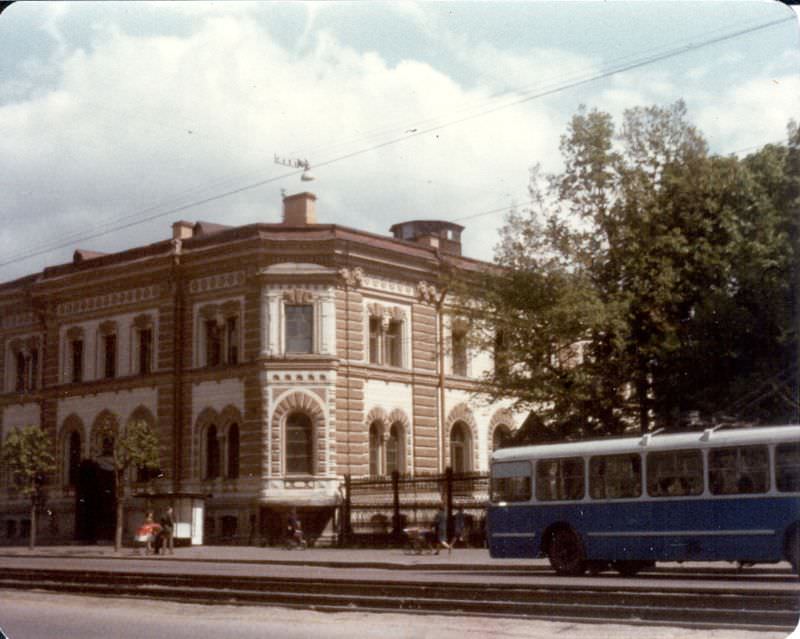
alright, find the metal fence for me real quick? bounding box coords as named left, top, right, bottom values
left=340, top=468, right=489, bottom=546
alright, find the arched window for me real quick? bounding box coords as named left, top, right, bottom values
left=101, top=435, right=114, bottom=457
left=450, top=422, right=471, bottom=473
left=226, top=423, right=240, bottom=479
left=492, top=425, right=512, bottom=452
left=286, top=412, right=312, bottom=475
left=206, top=425, right=220, bottom=479
left=386, top=423, right=403, bottom=475
left=369, top=422, right=383, bottom=477
left=67, top=431, right=81, bottom=487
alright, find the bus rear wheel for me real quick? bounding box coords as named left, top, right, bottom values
left=547, top=528, right=586, bottom=576
left=787, top=527, right=800, bottom=576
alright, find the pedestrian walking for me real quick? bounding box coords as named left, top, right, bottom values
left=450, top=506, right=466, bottom=548
left=159, top=506, right=175, bottom=555
left=432, top=504, right=450, bottom=555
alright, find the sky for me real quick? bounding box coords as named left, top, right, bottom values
left=0, top=1, right=798, bottom=282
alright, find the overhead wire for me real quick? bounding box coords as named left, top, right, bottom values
left=0, top=14, right=794, bottom=273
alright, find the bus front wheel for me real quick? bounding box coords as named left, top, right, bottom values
left=547, top=528, right=586, bottom=576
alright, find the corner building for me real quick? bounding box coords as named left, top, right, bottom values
left=0, top=193, right=519, bottom=545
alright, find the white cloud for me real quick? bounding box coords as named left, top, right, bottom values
left=695, top=73, right=800, bottom=152
left=0, top=11, right=565, bottom=276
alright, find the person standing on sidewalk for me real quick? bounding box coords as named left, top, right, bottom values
left=159, top=506, right=175, bottom=555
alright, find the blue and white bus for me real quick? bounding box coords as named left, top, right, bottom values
left=488, top=424, right=800, bottom=576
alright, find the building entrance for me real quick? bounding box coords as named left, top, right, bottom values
left=75, top=459, right=115, bottom=542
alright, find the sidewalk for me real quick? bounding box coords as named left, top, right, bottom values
left=0, top=544, right=547, bottom=571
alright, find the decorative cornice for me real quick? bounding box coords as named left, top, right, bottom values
left=56, top=285, right=160, bottom=317
left=188, top=271, right=245, bottom=295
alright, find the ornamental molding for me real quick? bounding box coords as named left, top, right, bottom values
left=283, top=288, right=316, bottom=304
left=338, top=267, right=364, bottom=288
left=133, top=313, right=153, bottom=330
left=366, top=303, right=407, bottom=326
left=188, top=271, right=245, bottom=295
left=417, top=281, right=438, bottom=304
left=66, top=326, right=84, bottom=341
left=1, top=310, right=35, bottom=330
left=361, top=275, right=415, bottom=297
left=99, top=320, right=117, bottom=336
left=56, top=285, right=160, bottom=317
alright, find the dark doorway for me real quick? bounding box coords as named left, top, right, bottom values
left=75, top=460, right=115, bottom=542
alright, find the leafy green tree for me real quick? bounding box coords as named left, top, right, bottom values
left=1, top=425, right=56, bottom=549
left=100, top=418, right=160, bottom=552
left=464, top=102, right=798, bottom=439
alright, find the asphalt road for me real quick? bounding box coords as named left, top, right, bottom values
left=0, top=589, right=791, bottom=639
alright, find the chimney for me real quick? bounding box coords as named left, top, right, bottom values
left=172, top=220, right=194, bottom=240
left=282, top=192, right=317, bottom=225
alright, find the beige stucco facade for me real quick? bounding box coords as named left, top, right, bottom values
left=0, top=193, right=521, bottom=545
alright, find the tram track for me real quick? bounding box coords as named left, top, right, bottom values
left=0, top=567, right=797, bottom=632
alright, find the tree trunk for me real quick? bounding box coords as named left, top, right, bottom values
left=29, top=497, right=37, bottom=550
left=114, top=473, right=124, bottom=553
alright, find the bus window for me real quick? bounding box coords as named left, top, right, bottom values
left=589, top=453, right=642, bottom=499
left=775, top=443, right=800, bottom=493
left=490, top=461, right=532, bottom=503
left=535, top=457, right=584, bottom=501
left=708, top=446, right=769, bottom=495
left=647, top=450, right=703, bottom=497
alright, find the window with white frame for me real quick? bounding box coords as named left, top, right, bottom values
left=366, top=304, right=406, bottom=368
left=451, top=318, right=469, bottom=376
left=286, top=411, right=313, bottom=475
left=198, top=302, right=242, bottom=367
left=285, top=304, right=313, bottom=353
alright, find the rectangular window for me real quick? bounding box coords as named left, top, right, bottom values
left=285, top=305, right=313, bottom=353
left=708, top=446, right=769, bottom=495
left=103, top=334, right=116, bottom=379
left=535, top=457, right=584, bottom=501
left=205, top=320, right=222, bottom=367
left=647, top=449, right=704, bottom=497
left=15, top=352, right=26, bottom=392
left=776, top=442, right=800, bottom=493
left=226, top=316, right=239, bottom=365
left=452, top=331, right=467, bottom=376
left=491, top=461, right=532, bottom=503
left=590, top=453, right=642, bottom=499
left=71, top=340, right=83, bottom=383
left=139, top=329, right=152, bottom=375
left=369, top=318, right=381, bottom=364
left=384, top=320, right=402, bottom=367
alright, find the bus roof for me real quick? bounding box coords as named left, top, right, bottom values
left=491, top=424, right=800, bottom=463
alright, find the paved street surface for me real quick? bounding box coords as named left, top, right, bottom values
left=0, top=589, right=794, bottom=639
left=0, top=544, right=797, bottom=639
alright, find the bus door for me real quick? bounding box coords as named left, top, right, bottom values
left=645, top=449, right=705, bottom=560
left=488, top=460, right=535, bottom=558
left=706, top=445, right=774, bottom=561
left=587, top=453, right=644, bottom=560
